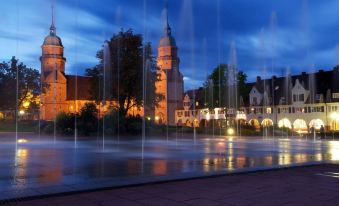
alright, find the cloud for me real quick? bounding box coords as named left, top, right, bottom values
left=0, top=0, right=337, bottom=90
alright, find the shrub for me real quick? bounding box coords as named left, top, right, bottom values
left=77, top=103, right=98, bottom=136
left=56, top=112, right=75, bottom=135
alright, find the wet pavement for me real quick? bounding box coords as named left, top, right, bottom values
left=0, top=132, right=339, bottom=201
left=5, top=164, right=339, bottom=206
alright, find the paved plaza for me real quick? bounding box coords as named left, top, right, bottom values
left=3, top=164, right=339, bottom=206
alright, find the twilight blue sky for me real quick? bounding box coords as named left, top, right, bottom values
left=0, top=0, right=338, bottom=90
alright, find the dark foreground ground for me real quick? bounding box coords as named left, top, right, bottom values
left=3, top=163, right=339, bottom=206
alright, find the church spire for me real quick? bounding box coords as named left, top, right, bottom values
left=164, top=2, right=171, bottom=36
left=50, top=5, right=56, bottom=36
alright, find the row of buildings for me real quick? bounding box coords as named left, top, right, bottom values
left=175, top=67, right=339, bottom=133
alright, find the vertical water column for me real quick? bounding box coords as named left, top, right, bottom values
left=180, top=0, right=196, bottom=144
left=103, top=41, right=111, bottom=151
left=269, top=11, right=278, bottom=139
left=258, top=28, right=267, bottom=139
left=73, top=0, right=79, bottom=149
left=336, top=44, right=339, bottom=66
left=141, top=0, right=147, bottom=160
left=228, top=41, right=238, bottom=136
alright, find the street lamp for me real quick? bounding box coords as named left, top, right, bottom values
left=19, top=110, right=25, bottom=115
left=227, top=128, right=235, bottom=136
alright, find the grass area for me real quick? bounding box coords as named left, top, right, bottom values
left=0, top=121, right=38, bottom=132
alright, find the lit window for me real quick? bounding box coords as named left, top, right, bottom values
left=266, top=108, right=272, bottom=114
left=333, top=93, right=339, bottom=99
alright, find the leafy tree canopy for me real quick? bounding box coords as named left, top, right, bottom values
left=0, top=57, right=47, bottom=112
left=86, top=29, right=163, bottom=118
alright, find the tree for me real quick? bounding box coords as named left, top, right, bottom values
left=0, top=57, right=47, bottom=113
left=56, top=112, right=75, bottom=135
left=237, top=71, right=249, bottom=106
left=144, top=42, right=164, bottom=115
left=78, top=102, right=98, bottom=135
left=85, top=65, right=102, bottom=104
left=202, top=64, right=229, bottom=108
left=87, top=29, right=162, bottom=119
left=202, top=64, right=248, bottom=109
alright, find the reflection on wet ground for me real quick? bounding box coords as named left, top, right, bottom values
left=0, top=133, right=338, bottom=200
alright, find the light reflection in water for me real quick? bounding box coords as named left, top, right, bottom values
left=264, top=155, right=273, bottom=165
left=5, top=137, right=339, bottom=196
left=278, top=153, right=291, bottom=165
left=14, top=148, right=29, bottom=186
left=329, top=141, right=339, bottom=161
left=294, top=153, right=307, bottom=164
left=38, top=150, right=63, bottom=184
left=152, top=160, right=167, bottom=175
left=315, top=153, right=323, bottom=161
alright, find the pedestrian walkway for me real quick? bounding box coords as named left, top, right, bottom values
left=4, top=164, right=339, bottom=206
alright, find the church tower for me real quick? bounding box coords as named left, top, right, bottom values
left=155, top=9, right=184, bottom=125
left=40, top=6, right=67, bottom=120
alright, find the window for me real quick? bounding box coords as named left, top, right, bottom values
left=293, top=95, right=297, bottom=102
left=177, top=111, right=183, bottom=117
left=299, top=94, right=304, bottom=101
left=316, top=94, right=321, bottom=101
left=184, top=102, right=190, bottom=107
left=266, top=108, right=272, bottom=114
left=253, top=97, right=257, bottom=105
left=333, top=93, right=339, bottom=99
left=184, top=111, right=190, bottom=117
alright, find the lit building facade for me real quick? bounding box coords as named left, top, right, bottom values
left=175, top=67, right=339, bottom=132
left=38, top=9, right=177, bottom=121
left=155, top=11, right=184, bottom=125
left=40, top=11, right=112, bottom=120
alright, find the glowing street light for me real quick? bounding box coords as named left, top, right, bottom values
left=155, top=116, right=160, bottom=121
left=17, top=139, right=28, bottom=143
left=227, top=128, right=235, bottom=136
left=22, top=101, right=30, bottom=108
left=19, top=110, right=25, bottom=115
left=331, top=112, right=339, bottom=120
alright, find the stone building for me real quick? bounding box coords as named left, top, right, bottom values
left=155, top=11, right=184, bottom=125
left=40, top=11, right=108, bottom=120
left=39, top=9, right=180, bottom=122
left=40, top=12, right=68, bottom=120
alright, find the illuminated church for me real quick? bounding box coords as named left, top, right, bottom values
left=155, top=12, right=184, bottom=125
left=40, top=10, right=106, bottom=120
left=40, top=9, right=184, bottom=125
